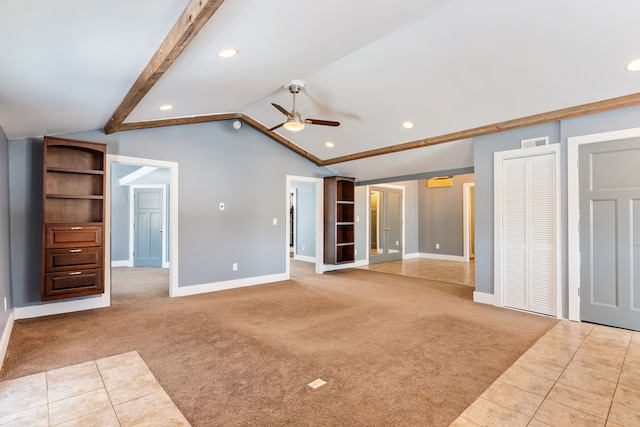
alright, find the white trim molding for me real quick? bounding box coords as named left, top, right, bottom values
left=419, top=252, right=466, bottom=262
left=567, top=126, right=640, bottom=322
left=286, top=175, right=324, bottom=276
left=108, top=155, right=179, bottom=298
left=322, top=259, right=368, bottom=272
left=14, top=295, right=109, bottom=320
left=0, top=309, right=15, bottom=369
left=473, top=291, right=494, bottom=305
left=172, top=273, right=289, bottom=297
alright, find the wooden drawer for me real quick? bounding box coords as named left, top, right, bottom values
left=45, top=225, right=103, bottom=249
left=43, top=268, right=103, bottom=300
left=45, top=248, right=103, bottom=272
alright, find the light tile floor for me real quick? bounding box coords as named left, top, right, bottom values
left=360, top=257, right=475, bottom=287
left=451, top=320, right=640, bottom=427
left=0, top=351, right=190, bottom=426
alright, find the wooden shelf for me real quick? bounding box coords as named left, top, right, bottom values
left=47, top=167, right=104, bottom=175
left=42, top=136, right=106, bottom=301
left=324, top=176, right=356, bottom=265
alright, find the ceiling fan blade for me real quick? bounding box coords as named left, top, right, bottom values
left=269, top=122, right=285, bottom=131
left=305, top=118, right=340, bottom=127
left=271, top=103, right=292, bottom=117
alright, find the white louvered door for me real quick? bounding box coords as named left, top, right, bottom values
left=497, top=147, right=558, bottom=316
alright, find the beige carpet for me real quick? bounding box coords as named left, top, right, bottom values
left=1, top=262, right=557, bottom=426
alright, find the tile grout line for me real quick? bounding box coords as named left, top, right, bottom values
left=603, top=331, right=632, bottom=424
left=524, top=324, right=596, bottom=424
left=96, top=360, right=124, bottom=427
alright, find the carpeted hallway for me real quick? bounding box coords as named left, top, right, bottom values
left=1, top=262, right=556, bottom=426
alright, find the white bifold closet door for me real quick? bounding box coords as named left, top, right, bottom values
left=498, top=149, right=557, bottom=316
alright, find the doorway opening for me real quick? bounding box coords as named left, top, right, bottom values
left=286, top=176, right=323, bottom=276
left=107, top=155, right=179, bottom=302
left=368, top=184, right=404, bottom=265
left=463, top=182, right=475, bottom=261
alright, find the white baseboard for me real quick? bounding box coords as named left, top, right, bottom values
left=14, top=294, right=110, bottom=320
left=322, top=259, right=368, bottom=273
left=473, top=291, right=495, bottom=305
left=111, top=260, right=131, bottom=267
left=419, top=252, right=467, bottom=262
left=403, top=253, right=419, bottom=260
left=0, top=310, right=15, bottom=370
left=293, top=254, right=316, bottom=263
left=172, top=272, right=289, bottom=297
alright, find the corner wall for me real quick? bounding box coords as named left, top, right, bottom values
left=0, top=126, right=14, bottom=367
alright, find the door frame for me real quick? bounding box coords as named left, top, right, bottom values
left=463, top=182, right=475, bottom=262
left=493, top=144, right=561, bottom=316
left=107, top=155, right=179, bottom=298
left=366, top=184, right=406, bottom=264
left=567, top=126, right=640, bottom=321
left=285, top=175, right=323, bottom=275
left=130, top=185, right=168, bottom=268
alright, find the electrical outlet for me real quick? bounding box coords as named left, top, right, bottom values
left=3, top=297, right=6, bottom=311
left=232, top=263, right=238, bottom=271
left=273, top=218, right=277, bottom=225
left=219, top=202, right=225, bottom=211
left=436, top=243, right=440, bottom=249
left=302, top=245, right=305, bottom=251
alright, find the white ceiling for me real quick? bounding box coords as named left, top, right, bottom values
left=2, top=0, right=640, bottom=181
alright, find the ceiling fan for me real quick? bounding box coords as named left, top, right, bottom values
left=269, top=81, right=340, bottom=132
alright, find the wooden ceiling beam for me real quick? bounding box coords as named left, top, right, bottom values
left=104, top=0, right=225, bottom=134
left=112, top=113, right=242, bottom=132
left=320, top=92, right=640, bottom=166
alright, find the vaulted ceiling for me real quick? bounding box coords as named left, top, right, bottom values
left=2, top=0, right=640, bottom=181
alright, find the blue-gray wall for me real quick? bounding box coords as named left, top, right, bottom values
left=418, top=173, right=475, bottom=256
left=9, top=121, right=335, bottom=307
left=293, top=182, right=316, bottom=258
left=110, top=164, right=137, bottom=262
left=473, top=104, right=640, bottom=318
left=0, top=126, right=12, bottom=332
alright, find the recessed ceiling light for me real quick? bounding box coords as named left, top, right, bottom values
left=626, top=58, right=640, bottom=72
left=159, top=104, right=173, bottom=111
left=218, top=48, right=239, bottom=58
left=402, top=121, right=414, bottom=129
left=325, top=141, right=335, bottom=148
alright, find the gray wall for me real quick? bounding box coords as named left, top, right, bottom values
left=293, top=182, right=316, bottom=258
left=8, top=138, right=43, bottom=306
left=110, top=164, right=137, bottom=262
left=0, top=127, right=12, bottom=331
left=9, top=121, right=334, bottom=307
left=473, top=104, right=640, bottom=318
left=418, top=173, right=475, bottom=256
left=473, top=122, right=561, bottom=296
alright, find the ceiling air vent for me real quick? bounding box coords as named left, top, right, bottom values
left=521, top=136, right=549, bottom=148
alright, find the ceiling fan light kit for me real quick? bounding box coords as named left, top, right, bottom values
left=269, top=81, right=340, bottom=132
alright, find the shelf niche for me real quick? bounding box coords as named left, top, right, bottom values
left=324, top=176, right=356, bottom=265
left=42, top=136, right=106, bottom=301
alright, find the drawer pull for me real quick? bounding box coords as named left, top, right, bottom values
left=68, top=271, right=82, bottom=276
left=68, top=249, right=82, bottom=253
left=69, top=227, right=83, bottom=230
